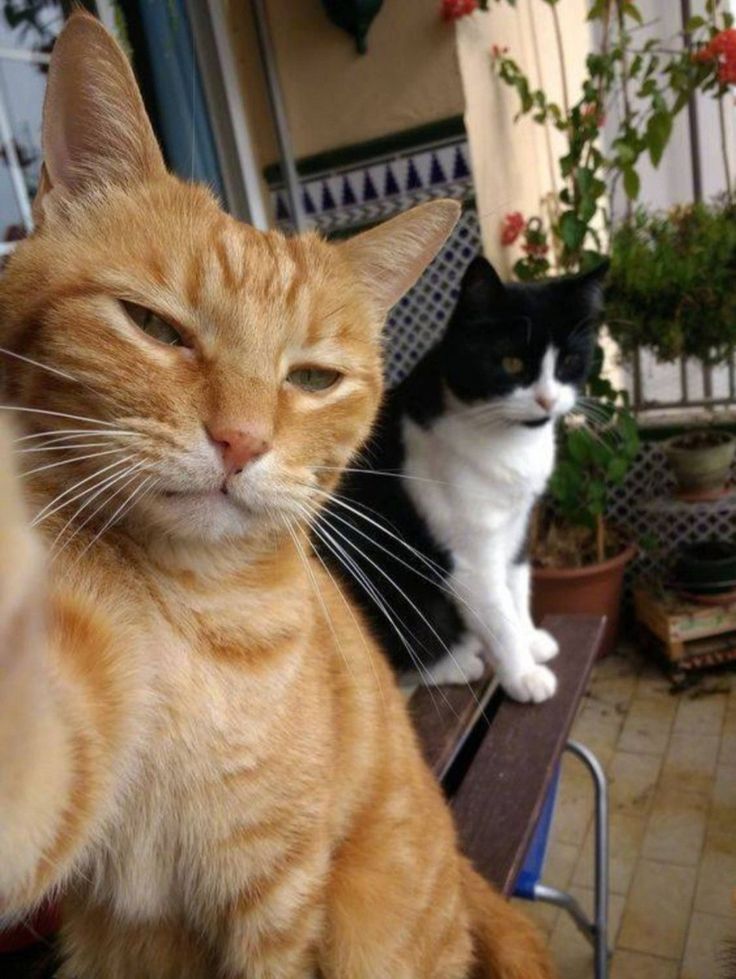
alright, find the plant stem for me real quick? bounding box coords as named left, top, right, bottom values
left=708, top=0, right=733, bottom=200
left=717, top=86, right=732, bottom=200
left=616, top=1, right=634, bottom=222
left=596, top=513, right=606, bottom=564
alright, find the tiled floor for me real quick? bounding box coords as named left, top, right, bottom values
left=511, top=643, right=736, bottom=979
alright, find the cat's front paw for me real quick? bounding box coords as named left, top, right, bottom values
left=529, top=628, right=559, bottom=664
left=424, top=634, right=486, bottom=686
left=501, top=664, right=557, bottom=703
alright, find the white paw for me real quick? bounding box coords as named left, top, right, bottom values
left=501, top=664, right=557, bottom=703
left=424, top=634, right=487, bottom=687
left=529, top=628, right=559, bottom=664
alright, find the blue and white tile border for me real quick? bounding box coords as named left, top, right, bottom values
left=269, top=135, right=475, bottom=234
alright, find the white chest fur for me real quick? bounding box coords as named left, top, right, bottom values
left=400, top=412, right=561, bottom=703
left=401, top=413, right=556, bottom=553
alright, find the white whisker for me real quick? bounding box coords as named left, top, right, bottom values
left=51, top=461, right=150, bottom=558
left=0, top=405, right=117, bottom=428
left=0, top=346, right=80, bottom=384
left=22, top=447, right=126, bottom=478
left=31, top=456, right=136, bottom=527
left=318, top=511, right=481, bottom=703
left=19, top=441, right=126, bottom=454
left=15, top=428, right=135, bottom=443
left=310, top=517, right=449, bottom=716
left=75, top=475, right=157, bottom=562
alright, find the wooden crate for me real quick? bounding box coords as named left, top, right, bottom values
left=634, top=584, right=736, bottom=669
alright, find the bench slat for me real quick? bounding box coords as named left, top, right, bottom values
left=409, top=673, right=498, bottom=781
left=450, top=614, right=605, bottom=894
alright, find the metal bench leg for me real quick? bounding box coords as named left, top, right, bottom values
left=566, top=740, right=610, bottom=979
left=532, top=883, right=595, bottom=941
left=531, top=740, right=610, bottom=979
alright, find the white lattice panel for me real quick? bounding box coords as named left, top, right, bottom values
left=607, top=443, right=736, bottom=588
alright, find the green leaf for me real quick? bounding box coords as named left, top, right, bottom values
left=622, top=166, right=641, bottom=200
left=607, top=457, right=629, bottom=482
left=613, top=139, right=636, bottom=166
left=566, top=429, right=590, bottom=464
left=646, top=111, right=673, bottom=167
left=685, top=15, right=706, bottom=31
left=559, top=211, right=587, bottom=251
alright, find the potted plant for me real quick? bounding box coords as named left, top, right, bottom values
left=605, top=203, right=736, bottom=496
left=606, top=201, right=736, bottom=364
left=662, top=429, right=736, bottom=499
left=531, top=356, right=640, bottom=657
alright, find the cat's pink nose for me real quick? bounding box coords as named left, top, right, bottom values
left=207, top=425, right=271, bottom=475
left=535, top=393, right=555, bottom=412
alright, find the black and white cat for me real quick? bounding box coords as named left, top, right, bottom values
left=322, top=255, right=606, bottom=703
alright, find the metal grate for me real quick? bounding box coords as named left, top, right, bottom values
left=628, top=346, right=736, bottom=416
left=384, top=207, right=482, bottom=386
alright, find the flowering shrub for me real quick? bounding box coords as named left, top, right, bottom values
left=695, top=27, right=736, bottom=84
left=489, top=0, right=732, bottom=279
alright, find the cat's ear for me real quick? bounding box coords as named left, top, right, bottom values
left=339, top=200, right=460, bottom=317
left=567, top=258, right=610, bottom=314
left=458, top=256, right=506, bottom=316
left=35, top=11, right=165, bottom=216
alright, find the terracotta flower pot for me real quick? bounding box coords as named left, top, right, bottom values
left=531, top=542, right=637, bottom=658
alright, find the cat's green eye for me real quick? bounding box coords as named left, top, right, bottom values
left=287, top=367, right=342, bottom=392
left=122, top=301, right=185, bottom=347
left=502, top=356, right=524, bottom=376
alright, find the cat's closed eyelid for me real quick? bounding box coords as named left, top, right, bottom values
left=119, top=300, right=195, bottom=354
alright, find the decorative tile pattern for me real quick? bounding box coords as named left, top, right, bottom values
left=270, top=140, right=474, bottom=233
left=269, top=135, right=480, bottom=387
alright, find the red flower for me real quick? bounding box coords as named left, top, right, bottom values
left=694, top=28, right=736, bottom=85
left=441, top=0, right=477, bottom=22
left=581, top=102, right=606, bottom=128
left=500, top=211, right=525, bottom=246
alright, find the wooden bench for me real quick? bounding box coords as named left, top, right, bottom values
left=2, top=614, right=606, bottom=979
left=410, top=614, right=605, bottom=894
left=410, top=613, right=609, bottom=978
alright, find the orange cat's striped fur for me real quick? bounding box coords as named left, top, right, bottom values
left=0, top=13, right=555, bottom=979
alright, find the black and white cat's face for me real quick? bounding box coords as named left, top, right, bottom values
left=442, top=256, right=606, bottom=427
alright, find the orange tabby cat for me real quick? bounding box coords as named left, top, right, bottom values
left=0, top=13, right=554, bottom=979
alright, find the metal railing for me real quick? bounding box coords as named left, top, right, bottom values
left=628, top=346, right=736, bottom=417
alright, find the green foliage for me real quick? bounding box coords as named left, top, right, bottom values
left=488, top=0, right=725, bottom=277
left=549, top=390, right=640, bottom=533
left=480, top=1, right=736, bottom=554
left=606, top=200, right=736, bottom=364
left=543, top=339, right=640, bottom=540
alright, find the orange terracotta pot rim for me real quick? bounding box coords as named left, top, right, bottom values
left=532, top=541, right=637, bottom=581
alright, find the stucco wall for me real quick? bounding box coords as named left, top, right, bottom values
left=225, top=0, right=465, bottom=170
left=455, top=0, right=592, bottom=273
